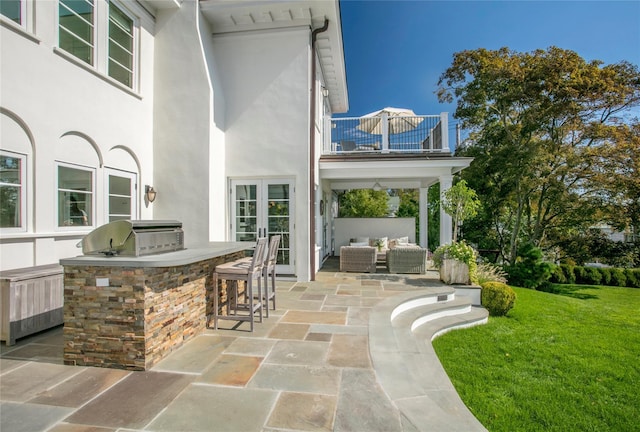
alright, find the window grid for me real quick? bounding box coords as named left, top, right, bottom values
left=57, top=164, right=94, bottom=228
left=0, top=0, right=22, bottom=25
left=58, top=0, right=95, bottom=65
left=108, top=2, right=134, bottom=87
left=0, top=151, right=26, bottom=231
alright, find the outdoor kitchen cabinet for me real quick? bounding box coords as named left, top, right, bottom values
left=0, top=264, right=64, bottom=345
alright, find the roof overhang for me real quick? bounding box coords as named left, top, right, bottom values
left=199, top=0, right=348, bottom=113
left=319, top=156, right=473, bottom=191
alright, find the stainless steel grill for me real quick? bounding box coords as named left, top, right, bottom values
left=80, top=220, right=184, bottom=257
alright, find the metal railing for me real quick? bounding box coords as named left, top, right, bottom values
left=324, top=113, right=450, bottom=155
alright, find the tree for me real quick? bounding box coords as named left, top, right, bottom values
left=338, top=189, right=389, bottom=217
left=438, top=47, right=640, bottom=263
left=440, top=180, right=481, bottom=242
left=395, top=189, right=419, bottom=240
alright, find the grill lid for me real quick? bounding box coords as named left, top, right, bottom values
left=79, top=220, right=184, bottom=256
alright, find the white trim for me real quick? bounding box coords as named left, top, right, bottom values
left=104, top=167, right=137, bottom=222
left=55, top=161, right=95, bottom=231
left=0, top=150, right=27, bottom=234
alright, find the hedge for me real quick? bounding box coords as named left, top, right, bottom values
left=550, top=264, right=640, bottom=288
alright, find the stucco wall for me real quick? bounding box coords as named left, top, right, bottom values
left=0, top=1, right=155, bottom=270
left=211, top=27, right=312, bottom=280
left=151, top=0, right=221, bottom=248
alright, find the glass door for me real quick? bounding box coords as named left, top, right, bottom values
left=105, top=169, right=137, bottom=222
left=231, top=179, right=295, bottom=275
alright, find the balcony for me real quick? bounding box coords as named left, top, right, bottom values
left=324, top=112, right=450, bottom=156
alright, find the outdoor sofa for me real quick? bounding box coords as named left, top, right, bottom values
left=386, top=247, right=428, bottom=274
left=340, top=246, right=377, bottom=273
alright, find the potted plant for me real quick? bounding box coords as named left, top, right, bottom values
left=433, top=241, right=478, bottom=285
left=375, top=238, right=385, bottom=251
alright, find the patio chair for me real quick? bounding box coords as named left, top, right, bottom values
left=340, top=140, right=357, bottom=151
left=386, top=247, right=427, bottom=274
left=262, top=234, right=280, bottom=316
left=340, top=246, right=377, bottom=273
left=210, top=237, right=267, bottom=331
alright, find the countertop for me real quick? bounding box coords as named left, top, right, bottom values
left=59, top=242, right=254, bottom=268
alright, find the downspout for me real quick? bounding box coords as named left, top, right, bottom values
left=309, top=18, right=329, bottom=281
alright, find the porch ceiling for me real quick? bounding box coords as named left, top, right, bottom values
left=319, top=156, right=473, bottom=191
left=199, top=0, right=348, bottom=113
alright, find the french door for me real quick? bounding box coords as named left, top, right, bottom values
left=230, top=179, right=295, bottom=275
left=105, top=169, right=137, bottom=222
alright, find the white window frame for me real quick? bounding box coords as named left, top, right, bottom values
left=107, top=0, right=136, bottom=88
left=58, top=0, right=96, bottom=66
left=0, top=0, right=26, bottom=27
left=56, top=161, right=95, bottom=230
left=0, top=150, right=27, bottom=233
left=104, top=168, right=137, bottom=222
left=55, top=0, right=139, bottom=91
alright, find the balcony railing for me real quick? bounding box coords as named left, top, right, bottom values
left=324, top=112, right=450, bottom=155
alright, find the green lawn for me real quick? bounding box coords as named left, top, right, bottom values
left=432, top=284, right=640, bottom=432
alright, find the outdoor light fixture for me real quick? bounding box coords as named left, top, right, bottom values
left=145, top=185, right=157, bottom=203
left=372, top=181, right=382, bottom=192
left=321, top=86, right=329, bottom=98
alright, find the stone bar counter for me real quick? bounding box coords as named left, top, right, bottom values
left=60, top=242, right=252, bottom=371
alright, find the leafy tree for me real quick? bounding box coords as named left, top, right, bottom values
left=428, top=185, right=440, bottom=252
left=438, top=46, right=640, bottom=263
left=338, top=189, right=389, bottom=217
left=440, top=179, right=481, bottom=242
left=395, top=189, right=420, bottom=240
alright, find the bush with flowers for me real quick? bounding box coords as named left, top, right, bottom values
left=433, top=241, right=479, bottom=285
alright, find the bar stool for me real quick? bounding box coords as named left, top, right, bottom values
left=262, top=235, right=280, bottom=317
left=210, top=237, right=267, bottom=332
left=237, top=235, right=280, bottom=317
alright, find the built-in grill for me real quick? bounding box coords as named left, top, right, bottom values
left=79, top=220, right=184, bottom=257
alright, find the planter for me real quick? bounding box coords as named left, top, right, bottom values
left=440, top=259, right=470, bottom=285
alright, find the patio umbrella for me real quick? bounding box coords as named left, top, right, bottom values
left=357, top=107, right=423, bottom=135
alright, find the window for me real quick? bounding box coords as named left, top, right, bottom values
left=57, top=0, right=137, bottom=88
left=59, top=0, right=95, bottom=65
left=0, top=151, right=26, bottom=230
left=58, top=164, right=93, bottom=227
left=108, top=2, right=134, bottom=87
left=107, top=170, right=136, bottom=221
left=0, top=0, right=22, bottom=24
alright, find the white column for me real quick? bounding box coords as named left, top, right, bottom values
left=439, top=175, right=453, bottom=245
left=381, top=112, right=389, bottom=152
left=440, top=112, right=449, bottom=152
left=419, top=187, right=428, bottom=248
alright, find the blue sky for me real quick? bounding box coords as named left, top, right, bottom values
left=337, top=0, right=640, bottom=129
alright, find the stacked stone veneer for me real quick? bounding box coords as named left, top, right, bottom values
left=63, top=251, right=243, bottom=371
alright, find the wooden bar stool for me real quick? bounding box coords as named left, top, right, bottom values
left=210, top=237, right=267, bottom=332
left=262, top=235, right=280, bottom=316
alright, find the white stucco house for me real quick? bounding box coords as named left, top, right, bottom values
left=0, top=0, right=470, bottom=280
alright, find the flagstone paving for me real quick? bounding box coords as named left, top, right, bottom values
left=0, top=259, right=482, bottom=431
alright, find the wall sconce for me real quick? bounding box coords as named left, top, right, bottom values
left=145, top=185, right=157, bottom=203
left=321, top=86, right=329, bottom=98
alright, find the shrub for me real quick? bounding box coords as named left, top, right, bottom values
left=504, top=243, right=552, bottom=289
left=599, top=268, right=612, bottom=286
left=610, top=268, right=627, bottom=287
left=623, top=269, right=639, bottom=288
left=433, top=241, right=478, bottom=284
left=562, top=265, right=576, bottom=284
left=481, top=281, right=516, bottom=316
left=476, top=263, right=508, bottom=285
left=583, top=267, right=603, bottom=285
left=550, top=265, right=566, bottom=284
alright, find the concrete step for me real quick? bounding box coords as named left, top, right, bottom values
left=368, top=288, right=488, bottom=432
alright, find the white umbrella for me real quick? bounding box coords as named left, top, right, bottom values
left=357, top=107, right=423, bottom=135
